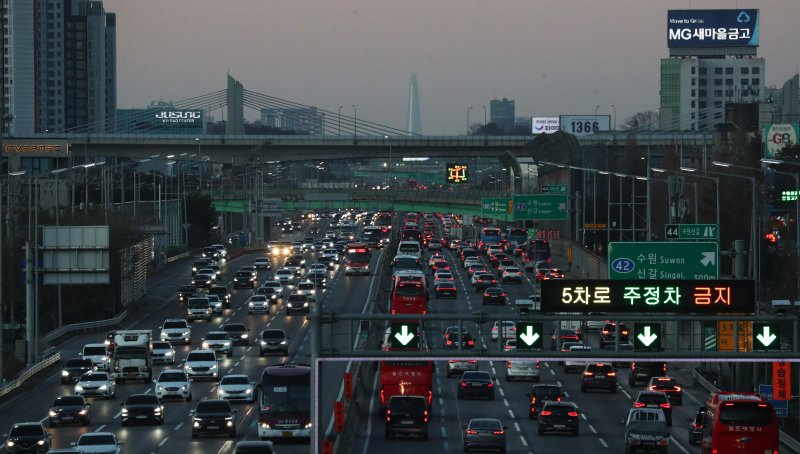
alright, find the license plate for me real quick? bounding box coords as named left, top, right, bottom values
left=554, top=424, right=566, bottom=429
left=596, top=374, right=605, bottom=378
left=207, top=425, right=219, bottom=430
left=136, top=415, right=147, bottom=419
left=62, top=416, right=74, bottom=421
left=282, top=431, right=293, bottom=437
left=401, top=420, right=414, bottom=425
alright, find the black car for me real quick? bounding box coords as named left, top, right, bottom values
left=202, top=247, right=220, bottom=261
left=628, top=361, right=667, bottom=386
left=207, top=285, right=232, bottom=308
left=599, top=322, right=630, bottom=348
left=306, top=271, right=328, bottom=289
left=233, top=271, right=256, bottom=289
left=434, top=282, right=457, bottom=299
left=529, top=384, right=564, bottom=419
left=482, top=287, right=506, bottom=305
left=580, top=363, right=617, bottom=393
left=191, top=399, right=238, bottom=438
left=234, top=441, right=275, bottom=454
left=191, top=259, right=210, bottom=276
left=457, top=371, right=495, bottom=400
left=177, top=285, right=198, bottom=303
left=550, top=329, right=581, bottom=350
left=2, top=422, right=50, bottom=453
left=221, top=323, right=250, bottom=346
left=120, top=394, right=164, bottom=426
left=60, top=358, right=94, bottom=384
left=385, top=396, right=429, bottom=440
left=634, top=391, right=673, bottom=426
left=537, top=401, right=580, bottom=436
left=255, top=286, right=281, bottom=304
left=48, top=395, right=90, bottom=426
left=474, top=274, right=498, bottom=292
left=443, top=327, right=474, bottom=349
left=687, top=406, right=706, bottom=445
left=192, top=273, right=214, bottom=288
left=285, top=293, right=309, bottom=315
left=316, top=256, right=337, bottom=270
left=258, top=329, right=289, bottom=356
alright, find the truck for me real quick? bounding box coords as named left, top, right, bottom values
left=111, top=330, right=153, bottom=383
left=622, top=407, right=670, bottom=454
left=515, top=294, right=541, bottom=315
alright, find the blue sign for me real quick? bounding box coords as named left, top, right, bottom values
left=668, top=9, right=759, bottom=48
left=758, top=384, right=788, bottom=418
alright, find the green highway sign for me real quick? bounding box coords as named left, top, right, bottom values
left=634, top=323, right=662, bottom=351
left=390, top=322, right=419, bottom=349
left=753, top=322, right=780, bottom=350
left=481, top=198, right=510, bottom=215
left=515, top=322, right=543, bottom=350
left=540, top=185, right=568, bottom=193
left=665, top=224, right=719, bottom=240
left=608, top=241, right=719, bottom=280
left=512, top=194, right=568, bottom=221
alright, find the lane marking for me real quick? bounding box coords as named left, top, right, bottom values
left=599, top=438, right=609, bottom=448
left=158, top=437, right=169, bottom=447
left=519, top=436, right=528, bottom=447
left=671, top=436, right=691, bottom=454
left=95, top=424, right=106, bottom=432
left=175, top=422, right=183, bottom=430
left=498, top=387, right=505, bottom=398
left=589, top=424, right=597, bottom=434
left=113, top=411, right=121, bottom=419
left=513, top=422, right=521, bottom=432
left=621, top=389, right=631, bottom=399
left=503, top=398, right=509, bottom=407
left=507, top=409, right=514, bottom=418
left=581, top=413, right=587, bottom=420
left=441, top=426, right=447, bottom=438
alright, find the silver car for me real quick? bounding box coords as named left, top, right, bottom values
left=217, top=374, right=256, bottom=403
left=151, top=341, right=176, bottom=364
left=74, top=371, right=117, bottom=399
left=160, top=318, right=191, bottom=344
left=462, top=418, right=507, bottom=453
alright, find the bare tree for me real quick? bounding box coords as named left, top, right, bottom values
left=621, top=111, right=659, bottom=131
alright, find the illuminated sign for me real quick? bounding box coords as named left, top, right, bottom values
left=3, top=144, right=64, bottom=153
left=446, top=163, right=468, bottom=183
left=154, top=110, right=203, bottom=124
left=540, top=279, right=756, bottom=313
left=531, top=117, right=560, bottom=134
left=667, top=9, right=759, bottom=48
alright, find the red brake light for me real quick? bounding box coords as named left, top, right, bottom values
left=540, top=410, right=552, bottom=416
left=660, top=403, right=671, bottom=409
left=602, top=330, right=609, bottom=335
left=466, top=429, right=478, bottom=435
left=633, top=402, right=646, bottom=408
left=583, top=371, right=593, bottom=376
left=493, top=430, right=505, bottom=435
left=460, top=382, right=468, bottom=387
left=567, top=411, right=579, bottom=417
left=607, top=372, right=616, bottom=377
left=468, top=340, right=475, bottom=346
left=446, top=340, right=452, bottom=346
left=487, top=382, right=494, bottom=387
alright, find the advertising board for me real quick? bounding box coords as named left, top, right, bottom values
left=559, top=115, right=610, bottom=135
left=531, top=117, right=560, bottom=135
left=763, top=124, right=798, bottom=158
left=667, top=9, right=759, bottom=48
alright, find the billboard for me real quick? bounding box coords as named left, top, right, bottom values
left=764, top=124, right=799, bottom=158
left=531, top=117, right=560, bottom=134
left=559, top=115, right=611, bottom=135
left=446, top=162, right=469, bottom=183
left=667, top=9, right=759, bottom=48
left=154, top=110, right=203, bottom=126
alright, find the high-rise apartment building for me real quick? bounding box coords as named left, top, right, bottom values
left=2, top=0, right=115, bottom=135
left=490, top=98, right=515, bottom=133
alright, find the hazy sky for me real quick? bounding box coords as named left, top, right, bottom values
left=104, top=0, right=800, bottom=135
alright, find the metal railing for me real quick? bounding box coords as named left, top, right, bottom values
left=0, top=350, right=60, bottom=399
left=43, top=310, right=128, bottom=343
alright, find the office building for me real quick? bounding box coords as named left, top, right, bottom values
left=490, top=98, right=515, bottom=133
left=259, top=107, right=325, bottom=134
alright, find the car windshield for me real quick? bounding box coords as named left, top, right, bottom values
left=390, top=397, right=426, bottom=412
left=126, top=395, right=158, bottom=405
left=82, top=373, right=107, bottom=381
left=223, top=325, right=246, bottom=332
left=152, top=342, right=170, bottom=349
left=534, top=387, right=562, bottom=400
left=468, top=419, right=501, bottom=430
left=187, top=352, right=215, bottom=362
left=287, top=294, right=307, bottom=302
left=462, top=372, right=490, bottom=381
left=221, top=376, right=251, bottom=385
left=206, top=333, right=228, bottom=340
left=197, top=401, right=231, bottom=414
left=545, top=404, right=575, bottom=416
left=83, top=346, right=106, bottom=355
left=159, top=372, right=187, bottom=382
left=298, top=283, right=314, bottom=290
left=179, top=286, right=197, bottom=292
left=163, top=321, right=187, bottom=329
left=78, top=435, right=116, bottom=446
left=10, top=425, right=44, bottom=436
left=54, top=396, right=85, bottom=406
left=262, top=330, right=286, bottom=339
left=66, top=359, right=91, bottom=367
left=235, top=272, right=252, bottom=278
left=637, top=393, right=668, bottom=404
left=251, top=295, right=267, bottom=302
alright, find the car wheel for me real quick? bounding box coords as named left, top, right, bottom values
left=48, top=420, right=57, bottom=428
left=186, top=394, right=192, bottom=402
left=538, top=426, right=544, bottom=435
left=572, top=427, right=579, bottom=437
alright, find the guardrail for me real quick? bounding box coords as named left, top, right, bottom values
left=0, top=350, right=61, bottom=399
left=692, top=368, right=800, bottom=453
left=164, top=251, right=191, bottom=263
left=43, top=310, right=128, bottom=343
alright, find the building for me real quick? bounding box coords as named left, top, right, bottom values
left=660, top=9, right=764, bottom=131
left=259, top=107, right=325, bottom=134
left=490, top=98, right=515, bottom=133
left=2, top=0, right=116, bottom=135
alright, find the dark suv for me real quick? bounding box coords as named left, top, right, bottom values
left=207, top=285, right=231, bottom=308
left=537, top=401, right=580, bottom=436
left=177, top=285, right=198, bottom=303
left=634, top=391, right=672, bottom=426
left=191, top=399, right=238, bottom=438
left=3, top=422, right=50, bottom=453
left=233, top=271, right=255, bottom=289
left=48, top=395, right=91, bottom=426
left=580, top=363, right=617, bottom=393
left=443, top=327, right=475, bottom=349
left=529, top=384, right=563, bottom=419
left=628, top=361, right=667, bottom=386
left=599, top=322, right=629, bottom=348
left=60, top=358, right=94, bottom=384
left=384, top=396, right=429, bottom=440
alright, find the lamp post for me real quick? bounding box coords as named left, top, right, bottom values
left=338, top=106, right=342, bottom=136
left=352, top=105, right=357, bottom=143
left=611, top=104, right=616, bottom=130
left=481, top=105, right=487, bottom=127
left=761, top=158, right=800, bottom=302
left=653, top=167, right=720, bottom=228
left=195, top=138, right=202, bottom=192
left=466, top=106, right=473, bottom=135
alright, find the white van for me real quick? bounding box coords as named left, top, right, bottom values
left=396, top=241, right=422, bottom=259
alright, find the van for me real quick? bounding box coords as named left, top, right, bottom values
left=397, top=241, right=422, bottom=259
left=384, top=395, right=429, bottom=440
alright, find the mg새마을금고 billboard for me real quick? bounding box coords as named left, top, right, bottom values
left=667, top=9, right=759, bottom=48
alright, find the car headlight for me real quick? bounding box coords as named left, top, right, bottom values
left=210, top=364, right=218, bottom=370
left=184, top=365, right=193, bottom=370
left=62, top=370, right=70, bottom=376
left=75, top=385, right=84, bottom=391
left=261, top=422, right=271, bottom=429
left=99, top=384, right=108, bottom=391
left=79, top=409, right=87, bottom=415
left=49, top=410, right=57, bottom=417
left=181, top=385, right=188, bottom=391
left=305, top=422, right=313, bottom=429
left=6, top=441, right=14, bottom=447
left=280, top=340, right=287, bottom=345
left=157, top=385, right=164, bottom=391
left=37, top=440, right=45, bottom=446
left=248, top=303, right=254, bottom=308
left=165, top=351, right=173, bottom=357
left=202, top=343, right=210, bottom=349
left=241, top=333, right=248, bottom=338
left=154, top=407, right=162, bottom=415
left=303, top=302, right=309, bottom=307
left=121, top=408, right=128, bottom=415
left=193, top=420, right=201, bottom=427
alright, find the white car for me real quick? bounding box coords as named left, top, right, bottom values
left=446, top=359, right=478, bottom=378
left=471, top=271, right=494, bottom=286
left=151, top=341, right=176, bottom=364
left=491, top=321, right=517, bottom=341
left=252, top=257, right=272, bottom=270
left=154, top=369, right=192, bottom=401
left=160, top=318, right=191, bottom=344
left=217, top=374, right=256, bottom=402
left=202, top=331, right=234, bottom=358
left=506, top=360, right=540, bottom=381
left=80, top=343, right=110, bottom=371
left=248, top=295, right=270, bottom=314
left=463, top=257, right=482, bottom=269
left=308, top=263, right=328, bottom=274
left=563, top=345, right=593, bottom=373
left=207, top=294, right=224, bottom=314
left=74, top=371, right=116, bottom=399
left=73, top=432, right=123, bottom=454
left=501, top=266, right=523, bottom=283
left=261, top=280, right=285, bottom=298
left=295, top=281, right=318, bottom=302
left=183, top=349, right=219, bottom=381
left=434, top=272, right=455, bottom=286
left=274, top=268, right=296, bottom=286
left=197, top=268, right=217, bottom=282
left=428, top=254, right=445, bottom=268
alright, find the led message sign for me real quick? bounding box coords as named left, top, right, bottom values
left=446, top=162, right=469, bottom=183
left=540, top=279, right=755, bottom=314
left=667, top=9, right=759, bottom=48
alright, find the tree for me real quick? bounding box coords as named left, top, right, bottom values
left=621, top=111, right=659, bottom=131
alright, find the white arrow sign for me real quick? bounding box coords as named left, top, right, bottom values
left=519, top=326, right=540, bottom=346
left=756, top=326, right=777, bottom=347
left=700, top=251, right=716, bottom=267
left=393, top=325, right=415, bottom=346
left=637, top=326, right=658, bottom=347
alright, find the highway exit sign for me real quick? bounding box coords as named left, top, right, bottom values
left=481, top=197, right=510, bottom=215
left=512, top=194, right=568, bottom=221
left=515, top=322, right=543, bottom=350
left=390, top=322, right=419, bottom=349
left=608, top=241, right=719, bottom=280
left=665, top=224, right=719, bottom=240
left=540, top=184, right=567, bottom=193
left=753, top=322, right=781, bottom=351
left=634, top=323, right=662, bottom=351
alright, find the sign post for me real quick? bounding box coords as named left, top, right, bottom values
left=515, top=322, right=543, bottom=350
left=481, top=197, right=511, bottom=218
left=608, top=241, right=719, bottom=280
left=758, top=384, right=789, bottom=418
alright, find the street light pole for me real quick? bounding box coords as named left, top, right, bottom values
left=338, top=106, right=342, bottom=136
left=352, top=105, right=357, bottom=143
left=466, top=106, right=473, bottom=135
left=195, top=138, right=202, bottom=193
left=611, top=104, right=616, bottom=130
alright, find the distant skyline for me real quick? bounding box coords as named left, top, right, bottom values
left=104, top=0, right=800, bottom=134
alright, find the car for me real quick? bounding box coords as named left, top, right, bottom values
left=274, top=268, right=296, bottom=286
left=316, top=254, right=338, bottom=270
left=503, top=339, right=517, bottom=351
left=433, top=271, right=454, bottom=285
left=254, top=286, right=280, bottom=303
left=306, top=270, right=328, bottom=289
left=247, top=295, right=270, bottom=314
left=258, top=329, right=290, bottom=356
left=545, top=268, right=566, bottom=279
left=430, top=259, right=449, bottom=273
left=585, top=317, right=608, bottom=333
left=120, top=393, right=164, bottom=426
left=432, top=282, right=456, bottom=299
left=506, top=360, right=540, bottom=382
left=192, top=272, right=214, bottom=288
left=535, top=263, right=551, bottom=281
left=74, top=371, right=116, bottom=400
left=647, top=376, right=683, bottom=405
left=611, top=342, right=635, bottom=368
left=462, top=418, right=506, bottom=453
left=3, top=422, right=50, bottom=453
left=428, top=239, right=443, bottom=251
left=457, top=371, right=495, bottom=400
left=538, top=401, right=580, bottom=436
left=634, top=391, right=673, bottom=426
left=563, top=345, right=592, bottom=372
left=234, top=441, right=275, bottom=454
left=73, top=432, right=123, bottom=454
left=151, top=341, right=176, bottom=364
left=251, top=257, right=272, bottom=271
left=197, top=268, right=217, bottom=282
left=233, top=270, right=256, bottom=289
left=211, top=244, right=228, bottom=260
left=221, top=323, right=250, bottom=346
left=482, top=287, right=506, bottom=305
left=191, top=259, right=210, bottom=276
left=392, top=255, right=422, bottom=270
left=687, top=406, right=706, bottom=445
left=446, top=358, right=478, bottom=377
left=443, top=327, right=474, bottom=349
left=177, top=284, right=198, bottom=303
left=501, top=266, right=523, bottom=283
left=154, top=369, right=192, bottom=402
left=295, top=280, right=318, bottom=302
left=463, top=257, right=482, bottom=269
left=160, top=318, right=191, bottom=344
left=79, top=343, right=110, bottom=371
left=207, top=294, right=224, bottom=314
left=495, top=259, right=517, bottom=275
left=285, top=293, right=310, bottom=315
left=183, top=349, right=219, bottom=381
left=474, top=273, right=498, bottom=291
left=529, top=384, right=563, bottom=418
left=308, top=263, right=327, bottom=273
left=490, top=321, right=516, bottom=341
left=384, top=395, right=429, bottom=440
left=48, top=395, right=91, bottom=427
left=191, top=399, right=238, bottom=438
left=551, top=329, right=581, bottom=350
left=599, top=322, right=629, bottom=347
left=202, top=331, right=234, bottom=358
left=628, top=361, right=668, bottom=386
left=260, top=280, right=284, bottom=299
left=428, top=253, right=445, bottom=268
left=217, top=374, right=256, bottom=403
left=207, top=285, right=232, bottom=308
left=466, top=264, right=487, bottom=277
left=580, top=363, right=617, bottom=393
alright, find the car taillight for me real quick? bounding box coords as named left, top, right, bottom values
left=567, top=411, right=578, bottom=417
left=446, top=340, right=452, bottom=346
left=493, top=430, right=505, bottom=435
left=466, top=429, right=478, bottom=435
left=380, top=390, right=385, bottom=402
left=540, top=410, right=552, bottom=416
left=424, top=410, right=429, bottom=423
left=675, top=386, right=681, bottom=391
left=692, top=423, right=702, bottom=429
left=607, top=371, right=616, bottom=377
left=660, top=403, right=671, bottom=409
left=428, top=390, right=432, bottom=404
left=536, top=361, right=540, bottom=368
left=583, top=371, right=593, bottom=377
left=487, top=382, right=494, bottom=387
left=602, top=330, right=609, bottom=335
left=649, top=386, right=655, bottom=390
left=633, top=402, right=646, bottom=408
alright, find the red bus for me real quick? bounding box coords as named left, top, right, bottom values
left=701, top=392, right=779, bottom=454
left=344, top=242, right=371, bottom=275
left=522, top=239, right=551, bottom=267
left=391, top=280, right=428, bottom=314
left=379, top=360, right=434, bottom=415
